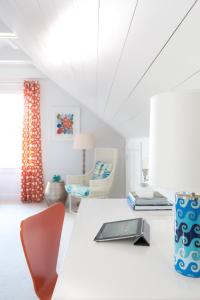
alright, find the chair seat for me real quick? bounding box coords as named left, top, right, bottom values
left=66, top=184, right=90, bottom=198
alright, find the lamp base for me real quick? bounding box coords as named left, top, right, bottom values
left=82, top=149, right=86, bottom=175
left=174, top=193, right=200, bottom=277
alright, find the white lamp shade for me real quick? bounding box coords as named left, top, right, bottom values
left=149, top=90, right=200, bottom=192
left=73, top=133, right=96, bottom=150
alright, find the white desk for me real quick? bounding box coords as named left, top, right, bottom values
left=53, top=198, right=200, bottom=300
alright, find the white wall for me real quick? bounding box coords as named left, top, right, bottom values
left=0, top=78, right=126, bottom=201
left=41, top=79, right=126, bottom=198
left=0, top=169, right=21, bottom=201
left=126, top=138, right=149, bottom=193
left=126, top=138, right=175, bottom=202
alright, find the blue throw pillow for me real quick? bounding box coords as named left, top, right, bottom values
left=92, top=160, right=112, bottom=180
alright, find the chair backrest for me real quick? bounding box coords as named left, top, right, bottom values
left=20, top=203, right=65, bottom=296
left=94, top=148, right=118, bottom=169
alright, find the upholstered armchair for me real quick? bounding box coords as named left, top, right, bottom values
left=66, top=148, right=118, bottom=212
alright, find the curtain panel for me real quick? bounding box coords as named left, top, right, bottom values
left=21, top=81, right=44, bottom=202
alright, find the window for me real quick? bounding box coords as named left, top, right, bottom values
left=0, top=93, right=23, bottom=168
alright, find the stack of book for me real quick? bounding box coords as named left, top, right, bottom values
left=127, top=191, right=173, bottom=211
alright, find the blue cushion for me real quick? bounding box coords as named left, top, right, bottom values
left=66, top=184, right=90, bottom=197
left=92, top=160, right=112, bottom=180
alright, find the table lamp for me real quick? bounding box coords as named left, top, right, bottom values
left=149, top=90, right=200, bottom=278
left=73, top=133, right=96, bottom=175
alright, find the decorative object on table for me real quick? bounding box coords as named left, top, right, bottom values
left=175, top=193, right=200, bottom=277
left=141, top=158, right=149, bottom=187
left=149, top=90, right=200, bottom=278
left=127, top=191, right=172, bottom=211
left=45, top=180, right=67, bottom=206
left=52, top=174, right=61, bottom=182
left=94, top=218, right=150, bottom=246
left=66, top=148, right=118, bottom=213
left=136, top=186, right=154, bottom=198
left=52, top=106, right=80, bottom=141
left=73, top=133, right=96, bottom=175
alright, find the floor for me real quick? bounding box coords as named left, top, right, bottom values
left=0, top=200, right=75, bottom=300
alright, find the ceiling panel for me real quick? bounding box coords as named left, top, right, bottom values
left=102, top=0, right=196, bottom=119
left=0, top=39, right=8, bottom=48
left=0, top=18, right=12, bottom=32
left=0, top=45, right=30, bottom=61
left=174, top=71, right=200, bottom=90
left=0, top=0, right=199, bottom=137
left=113, top=0, right=200, bottom=127
left=117, top=110, right=150, bottom=138
left=96, top=0, right=137, bottom=113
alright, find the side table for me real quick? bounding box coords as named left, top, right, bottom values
left=45, top=181, right=68, bottom=206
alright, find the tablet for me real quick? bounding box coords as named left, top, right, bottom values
left=94, top=218, right=143, bottom=242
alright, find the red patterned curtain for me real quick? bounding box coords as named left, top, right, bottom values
left=21, top=81, right=44, bottom=202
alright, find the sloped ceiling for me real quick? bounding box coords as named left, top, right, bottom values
left=0, top=19, right=45, bottom=80
left=0, top=0, right=199, bottom=137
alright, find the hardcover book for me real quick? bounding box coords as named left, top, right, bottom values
left=127, top=191, right=173, bottom=211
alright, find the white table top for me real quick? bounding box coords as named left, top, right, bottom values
left=53, top=198, right=200, bottom=300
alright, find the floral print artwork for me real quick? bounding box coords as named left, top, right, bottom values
left=56, top=113, right=74, bottom=135
left=21, top=81, right=44, bottom=202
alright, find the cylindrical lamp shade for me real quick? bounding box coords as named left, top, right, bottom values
left=73, top=133, right=96, bottom=150
left=149, top=90, right=200, bottom=192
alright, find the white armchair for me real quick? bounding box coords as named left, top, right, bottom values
left=66, top=148, right=118, bottom=212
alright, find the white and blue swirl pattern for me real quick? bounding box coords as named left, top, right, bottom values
left=174, top=195, right=200, bottom=277
left=175, top=249, right=200, bottom=263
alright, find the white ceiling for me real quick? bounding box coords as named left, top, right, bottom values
left=0, top=19, right=45, bottom=81
left=0, top=0, right=199, bottom=137
left=0, top=19, right=28, bottom=61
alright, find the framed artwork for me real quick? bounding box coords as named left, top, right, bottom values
left=52, top=106, right=80, bottom=140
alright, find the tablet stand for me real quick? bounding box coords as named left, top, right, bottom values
left=132, top=220, right=150, bottom=246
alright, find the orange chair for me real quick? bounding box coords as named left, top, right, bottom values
left=20, top=203, right=65, bottom=300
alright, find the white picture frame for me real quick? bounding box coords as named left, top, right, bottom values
left=51, top=106, right=80, bottom=141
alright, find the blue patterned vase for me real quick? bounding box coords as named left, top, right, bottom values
left=175, top=193, right=200, bottom=277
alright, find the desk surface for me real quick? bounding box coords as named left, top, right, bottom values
left=53, top=198, right=200, bottom=300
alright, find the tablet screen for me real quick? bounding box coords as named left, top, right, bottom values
left=95, top=218, right=142, bottom=241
